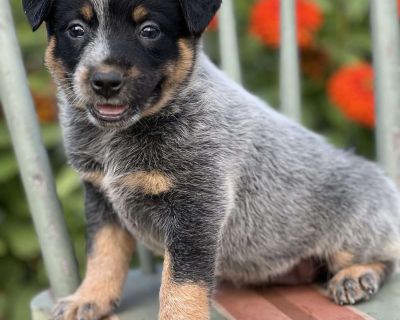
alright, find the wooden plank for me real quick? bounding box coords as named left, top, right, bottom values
left=261, top=286, right=367, bottom=320
left=262, top=290, right=317, bottom=320
left=214, top=284, right=292, bottom=320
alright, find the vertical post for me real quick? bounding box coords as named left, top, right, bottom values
left=0, top=0, right=79, bottom=298
left=371, top=0, right=400, bottom=185
left=218, top=0, right=242, bottom=83
left=280, top=0, right=301, bottom=122
left=137, top=244, right=155, bottom=274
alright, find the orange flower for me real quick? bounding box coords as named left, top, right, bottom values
left=250, top=0, right=323, bottom=49
left=398, top=0, right=400, bottom=16
left=328, top=63, right=375, bottom=128
left=208, top=15, right=218, bottom=31
left=0, top=93, right=58, bottom=123
left=32, top=92, right=58, bottom=123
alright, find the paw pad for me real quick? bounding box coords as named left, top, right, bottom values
left=51, top=295, right=118, bottom=320
left=329, top=270, right=380, bottom=305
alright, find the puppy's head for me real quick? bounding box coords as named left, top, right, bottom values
left=23, top=0, right=221, bottom=129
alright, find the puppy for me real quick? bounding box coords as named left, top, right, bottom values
left=23, top=0, right=400, bottom=319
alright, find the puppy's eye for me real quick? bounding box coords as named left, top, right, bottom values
left=140, top=24, right=161, bottom=40
left=68, top=24, right=85, bottom=38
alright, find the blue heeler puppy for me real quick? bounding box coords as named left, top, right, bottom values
left=23, top=0, right=400, bottom=319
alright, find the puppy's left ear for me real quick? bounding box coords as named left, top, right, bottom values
left=22, top=0, right=52, bottom=31
left=179, top=0, right=222, bottom=36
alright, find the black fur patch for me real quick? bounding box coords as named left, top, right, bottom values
left=23, top=0, right=53, bottom=31
left=179, top=0, right=222, bottom=35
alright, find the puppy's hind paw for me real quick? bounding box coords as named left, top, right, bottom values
left=328, top=263, right=384, bottom=305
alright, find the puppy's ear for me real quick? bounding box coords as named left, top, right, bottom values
left=179, top=0, right=222, bottom=36
left=22, top=0, right=52, bottom=31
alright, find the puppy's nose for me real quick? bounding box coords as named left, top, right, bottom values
left=90, top=71, right=124, bottom=99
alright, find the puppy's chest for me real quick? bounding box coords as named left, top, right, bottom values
left=66, top=127, right=179, bottom=237
left=81, top=169, right=173, bottom=201
left=73, top=131, right=175, bottom=195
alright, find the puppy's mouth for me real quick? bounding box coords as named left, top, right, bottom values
left=90, top=103, right=130, bottom=121
left=85, top=77, right=165, bottom=126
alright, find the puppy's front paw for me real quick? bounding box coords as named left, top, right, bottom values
left=328, top=264, right=383, bottom=305
left=51, top=294, right=119, bottom=320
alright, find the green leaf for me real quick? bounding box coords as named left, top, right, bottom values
left=41, top=124, right=62, bottom=148
left=9, top=285, right=38, bottom=320
left=344, top=0, right=369, bottom=22
left=0, top=239, right=8, bottom=257
left=0, top=154, right=19, bottom=183
left=56, top=166, right=81, bottom=198
left=0, top=292, right=6, bottom=320
left=2, top=223, right=40, bottom=260
left=0, top=122, right=11, bottom=149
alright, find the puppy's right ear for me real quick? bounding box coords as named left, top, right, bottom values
left=179, top=0, right=222, bottom=36
left=22, top=0, right=52, bottom=31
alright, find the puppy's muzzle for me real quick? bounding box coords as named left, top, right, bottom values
left=88, top=68, right=131, bottom=122
left=91, top=71, right=124, bottom=99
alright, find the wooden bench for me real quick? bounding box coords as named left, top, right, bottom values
left=31, top=267, right=400, bottom=320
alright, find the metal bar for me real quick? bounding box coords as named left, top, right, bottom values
left=280, top=0, right=301, bottom=122
left=137, top=243, right=155, bottom=274
left=218, top=0, right=242, bottom=83
left=0, top=0, right=79, bottom=298
left=371, top=0, right=400, bottom=185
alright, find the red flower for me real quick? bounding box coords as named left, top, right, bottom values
left=398, top=0, right=400, bottom=16
left=33, top=92, right=58, bottom=123
left=328, top=63, right=375, bottom=128
left=208, top=15, right=218, bottom=31
left=250, top=0, right=323, bottom=49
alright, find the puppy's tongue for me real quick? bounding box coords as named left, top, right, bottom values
left=96, top=104, right=128, bottom=117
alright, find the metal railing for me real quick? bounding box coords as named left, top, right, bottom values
left=371, top=0, right=400, bottom=185
left=0, top=0, right=79, bottom=298
left=280, top=0, right=301, bottom=122
left=0, top=0, right=399, bottom=308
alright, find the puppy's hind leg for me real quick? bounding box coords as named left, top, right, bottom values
left=327, top=251, right=394, bottom=305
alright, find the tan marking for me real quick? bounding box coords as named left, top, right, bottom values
left=120, top=170, right=173, bottom=195
left=45, top=37, right=67, bottom=86
left=128, top=66, right=141, bottom=78
left=81, top=3, right=94, bottom=22
left=45, top=37, right=87, bottom=110
left=79, top=225, right=135, bottom=297
left=94, top=64, right=122, bottom=76
left=142, top=39, right=194, bottom=118
left=133, top=5, right=148, bottom=22
left=333, top=263, right=387, bottom=282
left=92, top=64, right=136, bottom=79
left=328, top=251, right=354, bottom=273
left=80, top=171, right=105, bottom=188
left=159, top=252, right=210, bottom=320
left=58, top=225, right=135, bottom=317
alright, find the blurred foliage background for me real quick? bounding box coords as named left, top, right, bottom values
left=0, top=0, right=388, bottom=319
